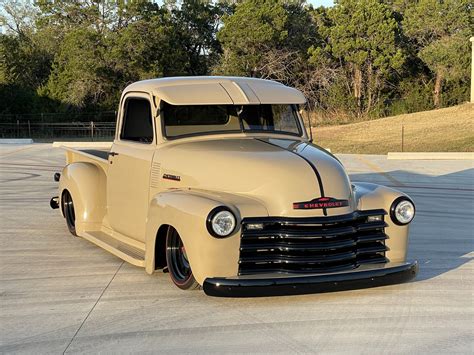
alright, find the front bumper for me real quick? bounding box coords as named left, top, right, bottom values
left=203, top=261, right=418, bottom=297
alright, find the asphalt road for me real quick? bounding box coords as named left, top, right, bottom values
left=1, top=144, right=472, bottom=354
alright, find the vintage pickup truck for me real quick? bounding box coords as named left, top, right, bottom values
left=51, top=76, right=417, bottom=297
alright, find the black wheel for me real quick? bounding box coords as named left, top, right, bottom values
left=62, top=190, right=77, bottom=236
left=166, top=227, right=199, bottom=290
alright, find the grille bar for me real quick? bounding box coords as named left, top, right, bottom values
left=240, top=239, right=357, bottom=252
left=243, top=209, right=386, bottom=225
left=239, top=209, right=388, bottom=276
left=240, top=251, right=358, bottom=264
left=241, top=221, right=387, bottom=240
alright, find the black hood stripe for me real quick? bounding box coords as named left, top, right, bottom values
left=254, top=138, right=327, bottom=216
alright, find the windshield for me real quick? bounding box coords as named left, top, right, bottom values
left=162, top=103, right=302, bottom=138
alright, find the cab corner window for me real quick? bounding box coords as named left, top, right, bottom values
left=120, top=98, right=153, bottom=143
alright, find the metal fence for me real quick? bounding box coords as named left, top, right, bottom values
left=0, top=112, right=116, bottom=140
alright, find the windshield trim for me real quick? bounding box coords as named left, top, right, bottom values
left=162, top=130, right=304, bottom=141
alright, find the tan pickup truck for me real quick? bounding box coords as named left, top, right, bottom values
left=51, top=76, right=418, bottom=297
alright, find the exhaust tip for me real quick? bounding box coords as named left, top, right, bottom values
left=50, top=196, right=59, bottom=209
left=54, top=173, right=61, bottom=182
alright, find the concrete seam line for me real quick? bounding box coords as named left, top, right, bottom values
left=354, top=155, right=405, bottom=187
left=0, top=145, right=37, bottom=158
left=62, top=261, right=124, bottom=354
left=387, top=152, right=474, bottom=160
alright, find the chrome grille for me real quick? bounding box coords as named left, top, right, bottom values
left=239, top=209, right=388, bottom=275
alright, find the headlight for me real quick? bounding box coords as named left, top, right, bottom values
left=390, top=197, right=415, bottom=225
left=206, top=207, right=236, bottom=238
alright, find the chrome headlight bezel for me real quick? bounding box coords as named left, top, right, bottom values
left=390, top=197, right=415, bottom=225
left=206, top=206, right=236, bottom=238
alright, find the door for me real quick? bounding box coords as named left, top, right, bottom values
left=107, top=93, right=156, bottom=241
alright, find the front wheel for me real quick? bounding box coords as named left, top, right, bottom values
left=62, top=190, right=77, bottom=236
left=165, top=227, right=199, bottom=290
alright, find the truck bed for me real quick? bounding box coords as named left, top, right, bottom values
left=58, top=145, right=111, bottom=171
left=80, top=149, right=109, bottom=160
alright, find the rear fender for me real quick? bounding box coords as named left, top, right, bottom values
left=353, top=182, right=413, bottom=263
left=59, top=162, right=107, bottom=234
left=144, top=190, right=268, bottom=284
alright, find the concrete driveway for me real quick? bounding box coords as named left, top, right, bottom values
left=1, top=144, right=472, bottom=353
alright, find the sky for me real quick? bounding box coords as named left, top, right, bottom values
left=308, top=0, right=334, bottom=7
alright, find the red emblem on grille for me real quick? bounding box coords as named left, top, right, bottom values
left=293, top=197, right=349, bottom=209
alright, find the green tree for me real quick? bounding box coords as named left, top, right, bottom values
left=37, top=0, right=223, bottom=109
left=108, top=2, right=188, bottom=82
left=215, top=0, right=322, bottom=109
left=402, top=0, right=472, bottom=107
left=312, top=0, right=405, bottom=115
left=0, top=33, right=52, bottom=89
left=216, top=0, right=288, bottom=76
left=171, top=0, right=224, bottom=75
left=0, top=1, right=51, bottom=88
left=42, top=28, right=111, bottom=108
left=0, top=0, right=471, bottom=120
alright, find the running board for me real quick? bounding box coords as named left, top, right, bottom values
left=81, top=231, right=145, bottom=267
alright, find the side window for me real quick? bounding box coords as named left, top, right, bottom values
left=120, top=98, right=154, bottom=143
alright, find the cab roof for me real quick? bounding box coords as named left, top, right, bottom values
left=123, top=76, right=306, bottom=105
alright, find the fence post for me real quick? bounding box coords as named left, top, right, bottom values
left=401, top=124, right=404, bottom=152
left=91, top=121, right=94, bottom=141
left=28, top=120, right=31, bottom=138
left=17, top=120, right=20, bottom=138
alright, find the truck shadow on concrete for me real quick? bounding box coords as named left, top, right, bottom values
left=350, top=168, right=474, bottom=282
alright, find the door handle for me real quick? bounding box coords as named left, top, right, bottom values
left=108, top=152, right=119, bottom=157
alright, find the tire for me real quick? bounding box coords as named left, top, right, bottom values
left=62, top=190, right=77, bottom=236
left=165, top=227, right=199, bottom=290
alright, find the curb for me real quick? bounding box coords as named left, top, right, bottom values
left=52, top=141, right=113, bottom=148
left=387, top=152, right=474, bottom=160
left=0, top=138, right=34, bottom=144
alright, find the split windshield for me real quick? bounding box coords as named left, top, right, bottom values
left=162, top=103, right=302, bottom=138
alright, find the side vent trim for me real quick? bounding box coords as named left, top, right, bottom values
left=150, top=162, right=161, bottom=188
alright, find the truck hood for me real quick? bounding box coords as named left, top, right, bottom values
left=158, top=137, right=354, bottom=217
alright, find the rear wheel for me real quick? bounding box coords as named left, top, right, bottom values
left=166, top=227, right=199, bottom=290
left=62, top=190, right=77, bottom=236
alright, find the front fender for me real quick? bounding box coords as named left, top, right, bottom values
left=144, top=189, right=268, bottom=284
left=59, top=162, right=107, bottom=235
left=353, top=182, right=414, bottom=263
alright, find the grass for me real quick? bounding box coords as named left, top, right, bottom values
left=312, top=103, right=474, bottom=154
